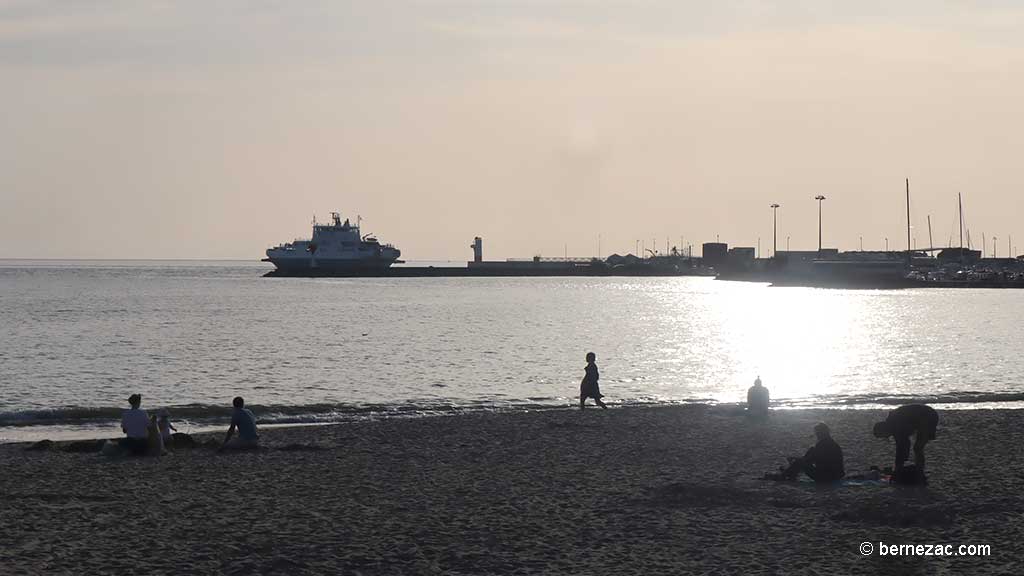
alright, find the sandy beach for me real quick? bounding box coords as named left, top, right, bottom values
left=2, top=405, right=1021, bottom=575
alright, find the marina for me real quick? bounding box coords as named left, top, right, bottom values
left=263, top=208, right=1024, bottom=287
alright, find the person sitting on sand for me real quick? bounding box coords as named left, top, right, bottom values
left=220, top=396, right=259, bottom=451
left=873, top=404, right=939, bottom=473
left=579, top=352, right=608, bottom=410
left=747, top=376, right=769, bottom=417
left=119, top=393, right=150, bottom=456
left=780, top=422, right=845, bottom=483
left=158, top=409, right=176, bottom=449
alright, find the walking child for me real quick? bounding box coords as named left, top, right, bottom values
left=580, top=352, right=608, bottom=410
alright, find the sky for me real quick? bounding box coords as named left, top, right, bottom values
left=2, top=0, right=1023, bottom=260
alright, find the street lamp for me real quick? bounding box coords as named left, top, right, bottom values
left=814, top=195, right=826, bottom=252
left=770, top=203, right=780, bottom=258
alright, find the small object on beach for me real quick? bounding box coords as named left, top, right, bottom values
left=170, top=432, right=197, bottom=449
left=25, top=439, right=54, bottom=451
left=101, top=440, right=122, bottom=457
left=64, top=439, right=107, bottom=453
left=890, top=464, right=928, bottom=486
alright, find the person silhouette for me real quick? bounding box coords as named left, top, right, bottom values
left=873, top=404, right=939, bottom=473
left=747, top=376, right=769, bottom=417
left=119, top=393, right=149, bottom=456
left=220, top=396, right=260, bottom=451
left=780, top=422, right=845, bottom=483
left=579, top=352, right=607, bottom=410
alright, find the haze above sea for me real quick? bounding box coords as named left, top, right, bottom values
left=2, top=259, right=1022, bottom=442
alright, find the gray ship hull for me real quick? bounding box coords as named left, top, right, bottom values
left=263, top=257, right=399, bottom=276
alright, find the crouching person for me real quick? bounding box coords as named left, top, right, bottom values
left=219, top=396, right=260, bottom=451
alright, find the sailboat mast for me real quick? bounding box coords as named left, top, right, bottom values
left=927, top=215, right=933, bottom=253
left=958, top=193, right=964, bottom=250
left=906, top=178, right=912, bottom=266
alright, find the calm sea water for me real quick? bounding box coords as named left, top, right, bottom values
left=2, top=260, right=1022, bottom=441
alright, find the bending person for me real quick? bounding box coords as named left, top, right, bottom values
left=220, top=396, right=260, bottom=451
left=873, top=404, right=938, bottom=472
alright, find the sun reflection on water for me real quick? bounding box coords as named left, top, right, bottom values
left=657, top=280, right=906, bottom=404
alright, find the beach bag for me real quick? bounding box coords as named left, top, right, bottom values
left=891, top=465, right=927, bottom=486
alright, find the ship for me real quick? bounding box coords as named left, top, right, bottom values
left=263, top=212, right=402, bottom=275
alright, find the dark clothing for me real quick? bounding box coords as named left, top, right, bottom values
left=885, top=404, right=939, bottom=440
left=801, top=436, right=845, bottom=483
left=885, top=404, right=938, bottom=470
left=747, top=385, right=769, bottom=416
left=118, top=436, right=148, bottom=456
left=580, top=363, right=602, bottom=399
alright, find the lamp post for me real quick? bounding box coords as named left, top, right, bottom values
left=770, top=203, right=780, bottom=258
left=814, top=195, right=826, bottom=252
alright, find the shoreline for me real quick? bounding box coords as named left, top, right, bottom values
left=4, top=399, right=1024, bottom=445
left=4, top=404, right=1021, bottom=574
left=6, top=397, right=1024, bottom=446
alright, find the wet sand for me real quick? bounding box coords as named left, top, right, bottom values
left=2, top=406, right=1021, bottom=575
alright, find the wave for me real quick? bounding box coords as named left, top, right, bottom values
left=774, top=391, right=1024, bottom=408
left=3, top=391, right=1023, bottom=429
left=0, top=399, right=566, bottom=428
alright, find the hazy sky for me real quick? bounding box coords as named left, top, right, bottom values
left=2, top=1, right=1023, bottom=260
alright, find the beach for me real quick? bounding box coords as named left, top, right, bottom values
left=2, top=405, right=1021, bottom=575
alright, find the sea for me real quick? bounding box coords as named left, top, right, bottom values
left=2, top=259, right=1023, bottom=442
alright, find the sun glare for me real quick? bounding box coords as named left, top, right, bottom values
left=673, top=282, right=873, bottom=404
